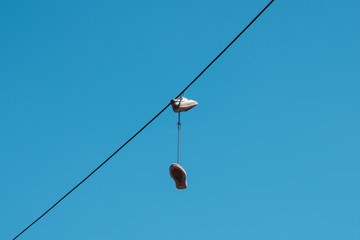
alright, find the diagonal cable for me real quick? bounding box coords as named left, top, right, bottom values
left=12, top=1, right=274, bottom=239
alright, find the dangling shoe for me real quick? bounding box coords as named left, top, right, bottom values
left=169, top=163, right=187, bottom=189
left=170, top=97, right=198, bottom=113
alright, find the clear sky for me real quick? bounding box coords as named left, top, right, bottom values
left=1, top=0, right=359, bottom=239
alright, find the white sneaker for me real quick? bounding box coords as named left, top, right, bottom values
left=170, top=97, right=198, bottom=113
left=169, top=163, right=187, bottom=189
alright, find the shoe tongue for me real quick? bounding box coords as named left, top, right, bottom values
left=172, top=167, right=184, bottom=179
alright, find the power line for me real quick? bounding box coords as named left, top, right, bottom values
left=12, top=1, right=274, bottom=239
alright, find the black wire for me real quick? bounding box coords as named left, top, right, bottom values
left=12, top=1, right=274, bottom=239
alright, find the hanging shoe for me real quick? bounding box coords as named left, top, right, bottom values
left=170, top=97, right=198, bottom=113
left=169, top=163, right=187, bottom=189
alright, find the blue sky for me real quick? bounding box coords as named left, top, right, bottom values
left=1, top=0, right=359, bottom=239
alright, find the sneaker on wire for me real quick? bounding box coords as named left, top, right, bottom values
left=169, top=163, right=187, bottom=189
left=170, top=97, right=198, bottom=113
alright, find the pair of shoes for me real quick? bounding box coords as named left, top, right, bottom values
left=169, top=96, right=195, bottom=189
left=170, top=97, right=198, bottom=113
left=169, top=163, right=187, bottom=189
